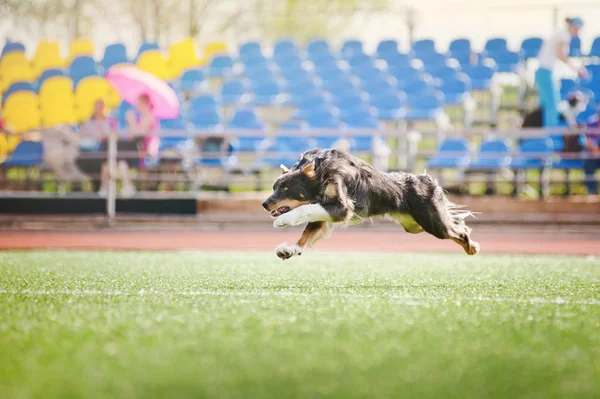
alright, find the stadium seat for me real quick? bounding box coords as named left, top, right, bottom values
left=189, top=94, right=218, bottom=113
left=31, top=41, right=64, bottom=76
left=449, top=38, right=471, bottom=57
left=576, top=101, right=599, bottom=124
left=309, top=53, right=338, bottom=68
left=416, top=52, right=447, bottom=68
left=468, top=138, right=511, bottom=171
left=484, top=38, right=508, bottom=54
left=376, top=40, right=399, bottom=56
left=169, top=38, right=201, bottom=77
left=2, top=92, right=41, bottom=133
left=38, top=76, right=73, bottom=104
left=220, top=80, right=249, bottom=106
left=69, top=56, right=98, bottom=86
left=74, top=76, right=121, bottom=121
left=306, top=109, right=341, bottom=148
left=332, top=92, right=367, bottom=112
left=189, top=109, right=222, bottom=130
left=411, top=39, right=436, bottom=58
left=379, top=51, right=411, bottom=68
left=427, top=138, right=471, bottom=169
left=137, top=51, right=175, bottom=80
left=589, top=37, right=600, bottom=58
left=569, top=37, right=581, bottom=57
left=341, top=40, right=364, bottom=58
left=251, top=80, right=285, bottom=106
left=484, top=51, right=521, bottom=73
left=260, top=122, right=312, bottom=168
left=440, top=75, right=471, bottom=105
left=204, top=42, right=228, bottom=60
left=0, top=63, right=35, bottom=92
left=405, top=91, right=445, bottom=121
left=2, top=141, right=44, bottom=167
left=68, top=39, right=94, bottom=60
left=351, top=65, right=386, bottom=82
left=560, top=78, right=578, bottom=99
left=239, top=41, right=262, bottom=60
left=227, top=109, right=265, bottom=152
left=510, top=138, right=553, bottom=170
left=0, top=51, right=28, bottom=72
left=360, top=77, right=396, bottom=96
left=427, top=64, right=460, bottom=81
left=343, top=108, right=380, bottom=152
left=462, top=62, right=496, bottom=90
left=39, top=77, right=77, bottom=127
left=290, top=94, right=329, bottom=118
left=274, top=40, right=298, bottom=57
left=2, top=41, right=25, bottom=56
left=179, top=69, right=205, bottom=93
left=403, top=77, right=435, bottom=97
left=322, top=78, right=359, bottom=97
left=273, top=53, right=304, bottom=70
left=307, top=39, right=330, bottom=56
left=388, top=66, right=423, bottom=89
left=137, top=42, right=159, bottom=59
left=280, top=66, right=312, bottom=84
left=370, top=92, right=407, bottom=121
left=521, top=37, right=543, bottom=59
left=159, top=117, right=187, bottom=131
left=346, top=53, right=373, bottom=68
left=315, top=65, right=347, bottom=83
left=286, top=78, right=319, bottom=99
left=38, top=68, right=65, bottom=87
left=208, top=55, right=234, bottom=78
left=2, top=81, right=35, bottom=105
left=101, top=43, right=129, bottom=71
left=244, top=64, right=277, bottom=83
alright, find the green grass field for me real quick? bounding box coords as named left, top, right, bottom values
left=1, top=251, right=599, bottom=399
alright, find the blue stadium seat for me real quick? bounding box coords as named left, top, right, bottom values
left=484, top=38, right=508, bottom=54
left=190, top=110, right=222, bottom=130
left=427, top=138, right=471, bottom=169
left=2, top=141, right=44, bottom=167
left=440, top=75, right=471, bottom=105
left=291, top=93, right=329, bottom=119
left=220, top=80, right=249, bottom=106
left=341, top=40, right=364, bottom=58
left=411, top=39, right=436, bottom=58
left=38, top=69, right=65, bottom=87
left=569, top=37, right=581, bottom=57
left=260, top=123, right=313, bottom=168
left=241, top=53, right=270, bottom=68
left=468, top=138, right=511, bottom=171
left=403, top=77, right=435, bottom=97
left=485, top=51, right=521, bottom=73
left=227, top=109, right=265, bottom=152
left=332, top=93, right=367, bottom=112
left=576, top=101, right=599, bottom=124
left=2, top=41, right=25, bottom=56
left=351, top=65, right=386, bottom=82
left=316, top=65, right=347, bottom=83
left=115, top=101, right=135, bottom=130
left=370, top=92, right=407, bottom=121
left=428, top=65, right=460, bottom=81
left=308, top=52, right=338, bottom=67
left=178, top=69, right=205, bottom=92
left=159, top=117, right=187, bottom=131
left=137, top=42, right=159, bottom=58
left=307, top=39, right=330, bottom=56
left=360, top=77, right=396, bottom=96
left=343, top=109, right=379, bottom=151
left=416, top=52, right=447, bottom=68
left=287, top=79, right=320, bottom=98
left=2, top=82, right=35, bottom=105
left=590, top=37, right=600, bottom=57
left=346, top=53, right=373, bottom=68
left=462, top=62, right=496, bottom=90
left=376, top=40, right=399, bottom=56
left=322, top=79, right=358, bottom=97
left=189, top=94, right=218, bottom=114
left=306, top=109, right=341, bottom=148
left=102, top=43, right=128, bottom=71
left=521, top=37, right=543, bottom=59
left=388, top=66, right=423, bottom=88
left=510, top=138, right=553, bottom=170
left=273, top=53, right=304, bottom=70
left=208, top=55, right=234, bottom=78
left=244, top=64, right=277, bottom=83
left=560, top=78, right=578, bottom=100
left=69, top=56, right=98, bottom=86
left=239, top=41, right=262, bottom=59
left=405, top=91, right=445, bottom=121
left=273, top=40, right=298, bottom=57
left=449, top=38, right=471, bottom=58
left=252, top=80, right=284, bottom=106
left=379, top=51, right=411, bottom=68
left=582, top=78, right=600, bottom=99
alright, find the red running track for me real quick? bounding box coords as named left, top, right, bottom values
left=0, top=230, right=597, bottom=255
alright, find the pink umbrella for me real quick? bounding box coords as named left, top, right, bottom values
left=106, top=65, right=180, bottom=119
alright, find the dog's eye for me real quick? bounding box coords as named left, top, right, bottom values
left=282, top=186, right=288, bottom=191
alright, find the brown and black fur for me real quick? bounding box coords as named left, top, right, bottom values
left=263, top=148, right=479, bottom=259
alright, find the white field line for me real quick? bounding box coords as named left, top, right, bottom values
left=0, top=289, right=599, bottom=306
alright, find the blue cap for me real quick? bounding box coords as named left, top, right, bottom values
left=567, top=17, right=584, bottom=28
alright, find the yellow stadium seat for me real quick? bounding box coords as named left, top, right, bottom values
left=0, top=64, right=35, bottom=92
left=204, top=42, right=228, bottom=60
left=38, top=76, right=74, bottom=105
left=0, top=133, right=7, bottom=160
left=0, top=52, right=28, bottom=71
left=69, top=39, right=94, bottom=60
left=3, top=92, right=41, bottom=133
left=6, top=134, right=20, bottom=152
left=169, top=38, right=201, bottom=77
left=137, top=50, right=176, bottom=80
left=74, top=76, right=120, bottom=122
left=40, top=88, right=77, bottom=127
left=32, top=41, right=64, bottom=77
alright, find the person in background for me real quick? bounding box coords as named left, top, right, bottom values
left=535, top=17, right=588, bottom=127
left=583, top=109, right=600, bottom=195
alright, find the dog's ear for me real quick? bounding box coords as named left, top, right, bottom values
left=280, top=164, right=289, bottom=174
left=301, top=162, right=316, bottom=178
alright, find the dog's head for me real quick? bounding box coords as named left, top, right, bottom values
left=262, top=162, right=320, bottom=217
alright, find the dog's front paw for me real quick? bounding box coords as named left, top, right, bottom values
left=275, top=243, right=302, bottom=260
left=273, top=210, right=303, bottom=228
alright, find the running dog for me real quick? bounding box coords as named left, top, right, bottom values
left=262, top=148, right=480, bottom=260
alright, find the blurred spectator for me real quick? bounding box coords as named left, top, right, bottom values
left=41, top=127, right=89, bottom=183
left=584, top=109, right=600, bottom=194
left=535, top=17, right=588, bottom=127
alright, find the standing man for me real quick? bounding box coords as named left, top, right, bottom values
left=535, top=17, right=588, bottom=127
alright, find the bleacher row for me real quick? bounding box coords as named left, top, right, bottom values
left=1, top=36, right=600, bottom=177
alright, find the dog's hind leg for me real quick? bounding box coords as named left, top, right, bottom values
left=275, top=222, right=332, bottom=260
left=407, top=175, right=480, bottom=255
